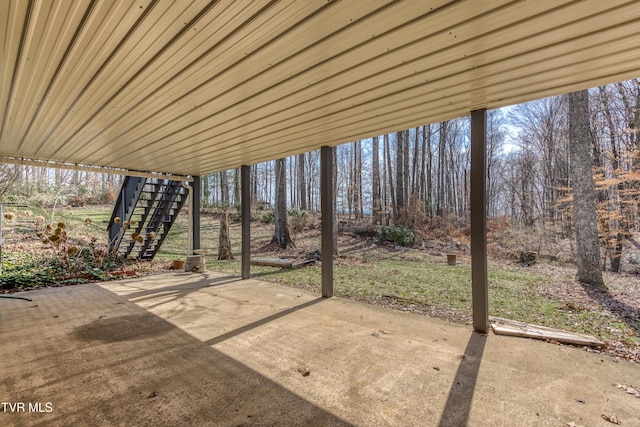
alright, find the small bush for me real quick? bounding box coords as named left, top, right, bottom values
left=0, top=206, right=123, bottom=290
left=261, top=211, right=275, bottom=224
left=230, top=206, right=242, bottom=222
left=288, top=208, right=308, bottom=234
left=0, top=253, right=56, bottom=290
left=379, top=225, right=415, bottom=247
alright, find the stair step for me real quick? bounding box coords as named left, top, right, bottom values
left=109, top=177, right=186, bottom=261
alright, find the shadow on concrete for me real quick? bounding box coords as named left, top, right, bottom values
left=121, top=274, right=240, bottom=302
left=438, top=332, right=487, bottom=427
left=205, top=297, right=326, bottom=345
left=581, top=283, right=640, bottom=334
left=74, top=312, right=176, bottom=343
left=1, top=284, right=352, bottom=426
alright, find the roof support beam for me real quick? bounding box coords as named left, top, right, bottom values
left=241, top=165, right=251, bottom=280
left=470, top=109, right=489, bottom=333
left=320, top=146, right=334, bottom=298
left=191, top=176, right=201, bottom=252
left=0, top=156, right=193, bottom=182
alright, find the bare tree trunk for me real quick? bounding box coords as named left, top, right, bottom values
left=219, top=171, right=229, bottom=207
left=265, top=163, right=271, bottom=205
left=612, top=80, right=640, bottom=247
left=599, top=86, right=626, bottom=272
left=395, top=131, right=404, bottom=223
left=381, top=138, right=388, bottom=223
left=202, top=174, right=211, bottom=207
left=271, top=158, right=292, bottom=248
left=332, top=147, right=339, bottom=255
left=345, top=146, right=353, bottom=218
left=297, top=153, right=307, bottom=210
left=250, top=165, right=258, bottom=204
left=419, top=126, right=427, bottom=209
left=37, top=167, right=47, bottom=192
left=0, top=164, right=19, bottom=198
left=385, top=133, right=395, bottom=224
left=353, top=141, right=362, bottom=220
left=631, top=83, right=640, bottom=229
left=437, top=122, right=447, bottom=216
left=372, top=136, right=382, bottom=224
left=233, top=168, right=240, bottom=207
left=447, top=130, right=458, bottom=215
left=411, top=127, right=420, bottom=201
left=426, top=124, right=433, bottom=217
left=218, top=211, right=234, bottom=260
left=71, top=169, right=79, bottom=186
left=307, top=153, right=314, bottom=210
left=403, top=129, right=410, bottom=211
left=289, top=157, right=296, bottom=208
left=568, top=89, right=605, bottom=287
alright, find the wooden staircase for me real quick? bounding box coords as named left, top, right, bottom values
left=108, top=177, right=187, bottom=260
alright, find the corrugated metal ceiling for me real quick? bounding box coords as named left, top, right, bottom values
left=1, top=0, right=639, bottom=176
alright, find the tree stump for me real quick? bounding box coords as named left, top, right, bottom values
left=218, top=211, right=234, bottom=260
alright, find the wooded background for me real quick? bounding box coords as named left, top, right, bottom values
left=2, top=79, right=639, bottom=271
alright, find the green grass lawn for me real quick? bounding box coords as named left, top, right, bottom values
left=204, top=255, right=634, bottom=342
left=2, top=204, right=638, bottom=347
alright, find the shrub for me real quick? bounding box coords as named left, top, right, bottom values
left=379, top=225, right=415, bottom=247
left=0, top=206, right=123, bottom=290
left=230, top=206, right=242, bottom=222
left=261, top=211, right=275, bottom=224
left=0, top=253, right=56, bottom=290
left=288, top=208, right=308, bottom=234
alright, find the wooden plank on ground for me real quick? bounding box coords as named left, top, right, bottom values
left=250, top=258, right=294, bottom=268
left=250, top=258, right=316, bottom=269
left=490, top=316, right=604, bottom=347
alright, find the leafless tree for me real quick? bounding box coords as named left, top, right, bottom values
left=271, top=158, right=292, bottom=248
left=568, top=89, right=605, bottom=287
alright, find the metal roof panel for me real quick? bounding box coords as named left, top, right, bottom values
left=1, top=0, right=639, bottom=175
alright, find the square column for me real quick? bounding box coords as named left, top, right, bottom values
left=191, top=176, right=201, bottom=252
left=470, top=109, right=489, bottom=333
left=241, top=165, right=251, bottom=279
left=320, top=146, right=334, bottom=298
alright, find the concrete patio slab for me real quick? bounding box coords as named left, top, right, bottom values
left=1, top=272, right=638, bottom=426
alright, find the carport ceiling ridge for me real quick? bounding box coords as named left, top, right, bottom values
left=1, top=0, right=639, bottom=176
